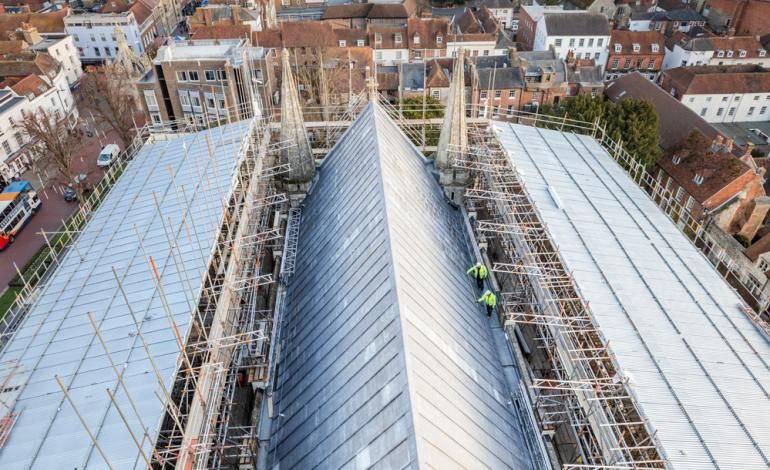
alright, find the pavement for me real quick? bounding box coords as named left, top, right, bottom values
left=0, top=127, right=122, bottom=294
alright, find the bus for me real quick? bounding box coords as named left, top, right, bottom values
left=0, top=181, right=41, bottom=251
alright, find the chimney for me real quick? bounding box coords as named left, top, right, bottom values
left=726, top=138, right=734, bottom=152
left=20, top=23, right=42, bottom=46
left=716, top=135, right=724, bottom=145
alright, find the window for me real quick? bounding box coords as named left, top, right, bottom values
left=190, top=94, right=201, bottom=108
left=591, top=87, right=598, bottom=97
left=188, top=71, right=199, bottom=81
left=413, top=34, right=420, bottom=45
left=483, top=50, right=489, bottom=56
left=73, top=34, right=79, bottom=41
left=254, top=69, right=263, bottom=82
left=339, top=40, right=346, bottom=47
left=728, top=107, right=736, bottom=116
left=597, top=38, right=603, bottom=47
left=578, top=38, right=585, bottom=47
left=94, top=47, right=100, bottom=57
left=375, top=51, right=383, bottom=61
left=717, top=50, right=725, bottom=57
left=706, top=96, right=712, bottom=102
left=144, top=91, right=158, bottom=110
left=104, top=47, right=111, bottom=56
left=205, top=70, right=216, bottom=81
left=735, top=95, right=740, bottom=101
left=177, top=71, right=188, bottom=82
left=357, top=39, right=364, bottom=47
left=493, top=105, right=500, bottom=115
left=395, top=50, right=402, bottom=60
left=206, top=96, right=216, bottom=109
left=14, top=132, right=22, bottom=147
left=623, top=58, right=632, bottom=69
left=436, top=35, right=443, bottom=44
left=555, top=38, right=562, bottom=47
left=686, top=196, right=695, bottom=211
left=760, top=49, right=767, bottom=57
left=700, top=107, right=707, bottom=116
left=150, top=112, right=161, bottom=125
left=651, top=43, right=659, bottom=53
left=588, top=38, right=594, bottom=47
left=717, top=107, right=724, bottom=116
left=569, top=38, right=575, bottom=47
left=749, top=106, right=755, bottom=115
left=727, top=50, right=734, bottom=57
left=594, top=52, right=600, bottom=60
left=507, top=105, right=513, bottom=116
left=611, top=58, right=619, bottom=69
left=8, top=117, right=13, bottom=127
left=394, top=32, right=401, bottom=43
left=647, top=58, right=656, bottom=69
left=375, top=33, right=382, bottom=45
left=432, top=89, right=440, bottom=100
left=675, top=187, right=684, bottom=202
left=761, top=106, right=768, bottom=115
left=666, top=176, right=673, bottom=191
left=480, top=90, right=488, bottom=100
left=508, top=90, right=516, bottom=98
left=414, top=50, right=422, bottom=59
left=180, top=93, right=191, bottom=107
left=739, top=49, right=747, bottom=58
left=755, top=95, right=760, bottom=101
left=90, top=34, right=95, bottom=42
left=633, top=43, right=640, bottom=52
left=681, top=60, right=687, bottom=67
left=614, top=43, right=622, bottom=53
left=100, top=34, right=106, bottom=41
left=494, top=90, right=501, bottom=99
left=723, top=96, right=729, bottom=102
left=1, top=141, right=10, bottom=154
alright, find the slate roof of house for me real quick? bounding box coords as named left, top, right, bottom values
left=268, top=103, right=535, bottom=469
left=543, top=12, right=610, bottom=36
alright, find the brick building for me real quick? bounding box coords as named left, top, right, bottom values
left=605, top=30, right=665, bottom=81
left=703, top=0, right=770, bottom=36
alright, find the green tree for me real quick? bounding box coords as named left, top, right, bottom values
left=395, top=96, right=445, bottom=120
left=541, top=95, right=661, bottom=168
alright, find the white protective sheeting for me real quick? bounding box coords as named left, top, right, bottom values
left=0, top=122, right=249, bottom=469
left=495, top=121, right=770, bottom=470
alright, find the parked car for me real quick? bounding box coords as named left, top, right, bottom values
left=63, top=174, right=88, bottom=202
left=96, top=144, right=120, bottom=168
left=750, top=128, right=769, bottom=144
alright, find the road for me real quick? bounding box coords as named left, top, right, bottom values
left=0, top=128, right=121, bottom=293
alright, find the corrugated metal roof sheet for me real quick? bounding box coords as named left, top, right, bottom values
left=0, top=121, right=250, bottom=469
left=494, top=122, right=770, bottom=470
left=269, top=104, right=534, bottom=469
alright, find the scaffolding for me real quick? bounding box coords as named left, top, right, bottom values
left=456, top=127, right=668, bottom=469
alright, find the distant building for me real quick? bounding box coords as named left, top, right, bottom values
left=660, top=65, right=770, bottom=122
left=480, top=0, right=515, bottom=30
left=629, top=8, right=707, bottom=33
left=663, top=34, right=770, bottom=70
left=136, top=39, right=275, bottom=127
left=320, top=3, right=408, bottom=29
left=407, top=18, right=449, bottom=62
left=565, top=60, right=604, bottom=96
left=0, top=52, right=78, bottom=179
left=447, top=6, right=508, bottom=58
left=605, top=30, right=665, bottom=81
left=0, top=23, right=82, bottom=86
left=369, top=25, right=409, bottom=66
left=531, top=12, right=611, bottom=72
left=703, top=0, right=770, bottom=36
left=188, top=4, right=263, bottom=38
left=471, top=50, right=567, bottom=117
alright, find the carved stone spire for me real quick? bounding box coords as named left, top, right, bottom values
left=436, top=48, right=467, bottom=170
left=280, top=49, right=315, bottom=185
left=113, top=26, right=149, bottom=78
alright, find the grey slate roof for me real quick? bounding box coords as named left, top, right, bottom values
left=544, top=13, right=610, bottom=37
left=401, top=62, right=425, bottom=90
left=268, top=103, right=535, bottom=469
left=478, top=67, right=525, bottom=90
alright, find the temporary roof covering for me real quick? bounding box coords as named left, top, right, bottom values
left=495, top=122, right=770, bottom=470
left=0, top=121, right=249, bottom=469
left=269, top=104, right=535, bottom=469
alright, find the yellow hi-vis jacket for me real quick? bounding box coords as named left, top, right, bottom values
left=478, top=290, right=497, bottom=308
left=466, top=263, right=489, bottom=279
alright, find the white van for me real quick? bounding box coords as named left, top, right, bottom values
left=96, top=144, right=120, bottom=167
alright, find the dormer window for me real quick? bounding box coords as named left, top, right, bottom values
left=633, top=43, right=640, bottom=52
left=760, top=49, right=767, bottom=57
left=357, top=39, right=365, bottom=47
left=413, top=34, right=420, bottom=45
left=394, top=32, right=402, bottom=43
left=436, top=34, right=443, bottom=45
left=727, top=50, right=734, bottom=57
left=672, top=154, right=682, bottom=165
left=739, top=49, right=747, bottom=58
left=375, top=33, right=382, bottom=45
left=651, top=43, right=659, bottom=53
left=614, top=43, right=622, bottom=53
left=339, top=40, right=346, bottom=47
left=717, top=50, right=725, bottom=57
left=693, top=173, right=704, bottom=185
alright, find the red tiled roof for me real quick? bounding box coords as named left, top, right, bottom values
left=658, top=129, right=751, bottom=204
left=191, top=24, right=250, bottom=40
left=609, top=30, right=665, bottom=55
left=368, top=25, right=407, bottom=50
left=252, top=29, right=282, bottom=48
left=280, top=21, right=336, bottom=48
left=0, top=40, right=27, bottom=54
left=408, top=18, right=449, bottom=50
left=9, top=73, right=48, bottom=97
left=709, top=36, right=768, bottom=60
left=662, top=65, right=770, bottom=95
left=129, top=0, right=157, bottom=26
left=0, top=9, right=68, bottom=34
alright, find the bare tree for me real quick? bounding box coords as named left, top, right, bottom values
left=19, top=108, right=90, bottom=201
left=79, top=64, right=138, bottom=147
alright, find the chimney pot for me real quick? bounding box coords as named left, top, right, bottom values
left=726, top=138, right=734, bottom=151
left=716, top=135, right=724, bottom=145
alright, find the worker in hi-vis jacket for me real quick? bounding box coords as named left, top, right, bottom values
left=466, top=262, right=488, bottom=290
